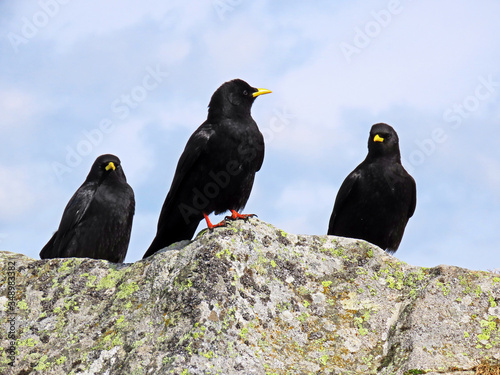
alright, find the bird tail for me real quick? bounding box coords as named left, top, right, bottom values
left=143, top=205, right=202, bottom=259
left=39, top=232, right=58, bottom=259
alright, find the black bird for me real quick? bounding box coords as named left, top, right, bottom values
left=328, top=123, right=416, bottom=253
left=40, top=154, right=135, bottom=263
left=144, top=79, right=271, bottom=258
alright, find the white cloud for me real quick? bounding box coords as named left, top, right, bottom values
left=2, top=0, right=500, bottom=270
left=272, top=180, right=338, bottom=235
left=0, top=89, right=55, bottom=130
left=0, top=166, right=37, bottom=218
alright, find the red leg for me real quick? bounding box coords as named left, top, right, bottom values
left=227, top=210, right=257, bottom=220
left=203, top=212, right=226, bottom=230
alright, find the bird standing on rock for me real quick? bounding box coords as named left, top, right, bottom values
left=144, top=79, right=271, bottom=258
left=328, top=123, right=416, bottom=253
left=40, top=154, right=135, bottom=263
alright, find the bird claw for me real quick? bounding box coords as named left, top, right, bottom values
left=207, top=219, right=227, bottom=230
left=225, top=210, right=257, bottom=221
left=203, top=212, right=227, bottom=230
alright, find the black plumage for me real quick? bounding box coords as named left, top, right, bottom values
left=40, top=154, right=135, bottom=263
left=144, top=79, right=271, bottom=258
left=328, top=123, right=416, bottom=253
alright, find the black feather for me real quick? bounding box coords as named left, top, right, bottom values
left=144, top=79, right=269, bottom=258
left=40, top=154, right=135, bottom=262
left=328, top=123, right=416, bottom=253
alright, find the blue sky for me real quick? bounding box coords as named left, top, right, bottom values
left=1, top=0, right=499, bottom=271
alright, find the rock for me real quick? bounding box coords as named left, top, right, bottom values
left=1, top=219, right=499, bottom=374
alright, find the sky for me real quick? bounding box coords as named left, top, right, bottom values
left=1, top=0, right=499, bottom=271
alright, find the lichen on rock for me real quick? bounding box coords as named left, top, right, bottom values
left=1, top=219, right=499, bottom=374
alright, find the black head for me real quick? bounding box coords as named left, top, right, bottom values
left=367, top=123, right=401, bottom=160
left=86, top=154, right=127, bottom=183
left=207, top=79, right=271, bottom=120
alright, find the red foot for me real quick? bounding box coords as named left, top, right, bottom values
left=203, top=212, right=226, bottom=230
left=226, top=210, right=257, bottom=221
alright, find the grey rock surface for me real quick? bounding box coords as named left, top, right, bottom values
left=1, top=219, right=499, bottom=374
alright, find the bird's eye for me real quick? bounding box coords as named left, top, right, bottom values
left=243, top=90, right=248, bottom=96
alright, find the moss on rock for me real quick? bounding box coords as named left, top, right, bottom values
left=1, top=219, right=499, bottom=374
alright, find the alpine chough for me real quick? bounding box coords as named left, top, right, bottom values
left=40, top=154, right=135, bottom=262
left=144, top=79, right=271, bottom=258
left=328, top=123, right=416, bottom=253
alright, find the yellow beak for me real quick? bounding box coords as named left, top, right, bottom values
left=252, top=88, right=272, bottom=98
left=373, top=134, right=384, bottom=143
left=105, top=162, right=116, bottom=171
